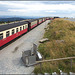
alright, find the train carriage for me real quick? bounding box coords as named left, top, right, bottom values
left=0, top=21, right=28, bottom=47
left=30, top=19, right=38, bottom=29
left=0, top=17, right=52, bottom=47
left=50, top=17, right=54, bottom=20
left=44, top=17, right=47, bottom=21
left=46, top=17, right=50, bottom=20
left=39, top=18, right=43, bottom=24
left=26, top=19, right=39, bottom=30
left=43, top=18, right=44, bottom=22
left=42, top=18, right=45, bottom=22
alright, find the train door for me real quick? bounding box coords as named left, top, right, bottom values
left=37, top=19, right=39, bottom=25
left=25, top=21, right=31, bottom=32
left=28, top=22, right=31, bottom=31
left=0, top=33, right=3, bottom=47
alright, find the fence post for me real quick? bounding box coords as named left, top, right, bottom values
left=40, top=62, right=42, bottom=72
left=70, top=59, right=72, bottom=70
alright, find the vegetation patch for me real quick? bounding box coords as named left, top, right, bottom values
left=34, top=18, right=75, bottom=74
left=70, top=27, right=75, bottom=31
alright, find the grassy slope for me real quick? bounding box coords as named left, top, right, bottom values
left=34, top=18, right=75, bottom=74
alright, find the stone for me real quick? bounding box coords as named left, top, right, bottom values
left=69, top=72, right=75, bottom=75
left=44, top=73, right=50, bottom=75
left=39, top=38, right=49, bottom=43
left=52, top=72, right=58, bottom=75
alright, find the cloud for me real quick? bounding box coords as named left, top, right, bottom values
left=8, top=9, right=28, bottom=12
left=0, top=1, right=75, bottom=17
left=45, top=10, right=56, bottom=13
left=0, top=1, right=75, bottom=11
left=7, top=3, right=75, bottom=12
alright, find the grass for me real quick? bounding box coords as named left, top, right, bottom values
left=34, top=18, right=75, bottom=74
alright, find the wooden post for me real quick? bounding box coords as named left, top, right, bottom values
left=40, top=63, right=42, bottom=72
left=70, top=59, right=72, bottom=70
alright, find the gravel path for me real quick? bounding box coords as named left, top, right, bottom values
left=0, top=20, right=50, bottom=74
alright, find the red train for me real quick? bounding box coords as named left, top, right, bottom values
left=0, top=17, right=53, bottom=47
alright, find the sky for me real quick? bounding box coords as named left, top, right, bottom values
left=0, top=1, right=75, bottom=17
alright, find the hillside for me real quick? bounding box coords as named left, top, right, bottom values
left=0, top=16, right=38, bottom=24
left=0, top=16, right=41, bottom=23
left=34, top=18, right=75, bottom=74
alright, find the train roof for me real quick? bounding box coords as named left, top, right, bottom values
left=0, top=21, right=28, bottom=32
left=25, top=19, right=38, bottom=22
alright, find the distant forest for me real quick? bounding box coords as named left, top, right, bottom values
left=0, top=16, right=40, bottom=24
left=0, top=17, right=26, bottom=24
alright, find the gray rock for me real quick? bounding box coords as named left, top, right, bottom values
left=39, top=38, right=49, bottom=43
left=59, top=69, right=67, bottom=75
left=44, top=73, right=50, bottom=75
left=60, top=72, right=67, bottom=75
left=52, top=72, right=58, bottom=75
left=69, top=72, right=75, bottom=75
left=38, top=73, right=43, bottom=75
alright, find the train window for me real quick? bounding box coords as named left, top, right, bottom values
left=12, top=29, right=14, bottom=35
left=20, top=27, right=22, bottom=31
left=0, top=33, right=3, bottom=40
left=23, top=26, right=24, bottom=30
left=16, top=28, right=18, bottom=32
left=6, top=31, right=9, bottom=37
